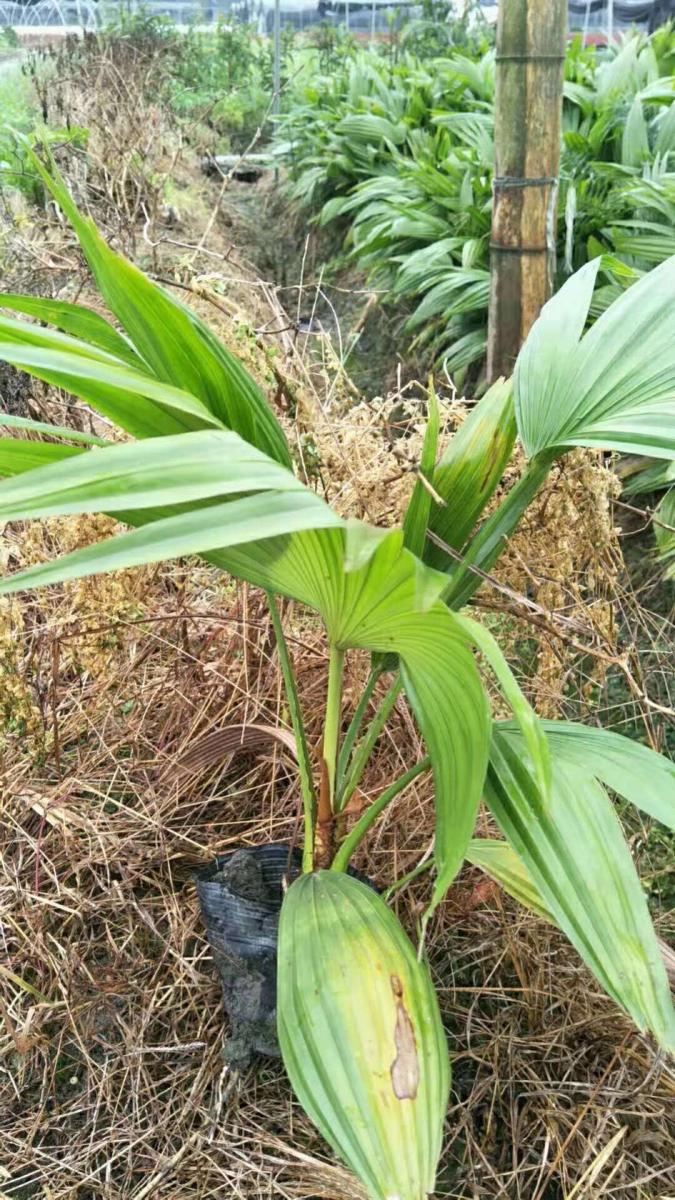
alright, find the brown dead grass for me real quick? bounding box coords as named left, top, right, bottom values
left=2, top=36, right=675, bottom=1200
left=2, top=565, right=675, bottom=1199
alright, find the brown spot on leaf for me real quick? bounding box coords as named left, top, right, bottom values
left=389, top=974, right=419, bottom=1101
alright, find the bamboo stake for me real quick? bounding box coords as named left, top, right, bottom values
left=487, top=0, right=567, bottom=382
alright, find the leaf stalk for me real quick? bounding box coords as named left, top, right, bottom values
left=315, top=644, right=345, bottom=867
left=267, top=593, right=316, bottom=873
left=332, top=758, right=431, bottom=873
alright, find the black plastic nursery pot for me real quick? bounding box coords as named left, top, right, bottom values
left=195, top=842, right=297, bottom=1067
left=195, top=842, right=376, bottom=1066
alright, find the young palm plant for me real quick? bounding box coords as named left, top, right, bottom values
left=2, top=155, right=675, bottom=1200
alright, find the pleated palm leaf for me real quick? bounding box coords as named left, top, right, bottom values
left=2, top=155, right=675, bottom=1200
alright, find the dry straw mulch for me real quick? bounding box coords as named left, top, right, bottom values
left=2, top=36, right=675, bottom=1200
left=2, top=549, right=675, bottom=1200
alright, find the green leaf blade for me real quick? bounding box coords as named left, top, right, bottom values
left=0, top=438, right=85, bottom=476
left=278, top=871, right=450, bottom=1200
left=514, top=256, right=675, bottom=462
left=30, top=149, right=291, bottom=466
left=426, top=378, right=516, bottom=568
left=487, top=730, right=675, bottom=1051
left=0, top=491, right=344, bottom=595
left=0, top=413, right=108, bottom=446
left=0, top=429, right=304, bottom=521
left=514, top=259, right=600, bottom=459
left=500, top=719, right=675, bottom=831
left=0, top=293, right=143, bottom=368
left=466, top=838, right=555, bottom=923
left=0, top=342, right=223, bottom=438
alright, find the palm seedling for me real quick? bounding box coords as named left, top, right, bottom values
left=1, top=153, right=675, bottom=1200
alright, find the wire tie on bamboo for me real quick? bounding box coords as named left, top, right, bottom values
left=493, top=175, right=558, bottom=189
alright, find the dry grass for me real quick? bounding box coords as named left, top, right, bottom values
left=2, top=38, right=675, bottom=1200
left=2, top=565, right=675, bottom=1199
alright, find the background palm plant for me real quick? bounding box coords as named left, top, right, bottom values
left=276, top=26, right=675, bottom=386
left=619, top=451, right=675, bottom=577
left=1, top=151, right=675, bottom=1200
